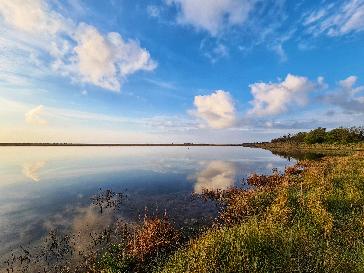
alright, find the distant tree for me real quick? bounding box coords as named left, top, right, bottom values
left=349, top=126, right=364, bottom=142
left=304, top=127, right=326, bottom=144
left=324, top=127, right=364, bottom=144
left=270, top=126, right=364, bottom=145
left=290, top=132, right=307, bottom=143
left=325, top=127, right=349, bottom=143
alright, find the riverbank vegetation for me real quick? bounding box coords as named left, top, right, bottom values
left=243, top=127, right=364, bottom=156
left=271, top=127, right=364, bottom=145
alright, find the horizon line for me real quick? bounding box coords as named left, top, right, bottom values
left=0, top=143, right=248, bottom=147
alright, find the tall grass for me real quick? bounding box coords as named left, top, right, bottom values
left=158, top=153, right=364, bottom=273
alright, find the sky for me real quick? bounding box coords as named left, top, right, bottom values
left=0, top=0, right=363, bottom=143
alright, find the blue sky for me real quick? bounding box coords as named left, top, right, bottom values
left=0, top=0, right=363, bottom=143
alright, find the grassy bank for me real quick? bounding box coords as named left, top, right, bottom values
left=245, top=142, right=364, bottom=151
left=243, top=142, right=364, bottom=160
left=156, top=152, right=364, bottom=273
left=242, top=127, right=364, bottom=156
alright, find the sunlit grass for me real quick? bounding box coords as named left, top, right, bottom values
left=158, top=153, right=364, bottom=273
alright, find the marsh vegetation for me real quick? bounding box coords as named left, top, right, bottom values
left=270, top=127, right=364, bottom=145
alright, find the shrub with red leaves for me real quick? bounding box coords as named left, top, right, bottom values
left=128, top=216, right=180, bottom=261
left=247, top=172, right=282, bottom=188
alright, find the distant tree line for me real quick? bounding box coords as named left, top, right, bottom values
left=271, top=127, right=364, bottom=144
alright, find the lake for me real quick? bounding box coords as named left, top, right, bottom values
left=0, top=146, right=294, bottom=265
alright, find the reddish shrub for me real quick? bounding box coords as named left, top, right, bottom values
left=128, top=216, right=180, bottom=261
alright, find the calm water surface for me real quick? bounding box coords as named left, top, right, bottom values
left=0, top=146, right=294, bottom=261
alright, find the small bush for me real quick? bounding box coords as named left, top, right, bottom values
left=128, top=216, right=180, bottom=262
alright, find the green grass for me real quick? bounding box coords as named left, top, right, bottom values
left=157, top=153, right=364, bottom=273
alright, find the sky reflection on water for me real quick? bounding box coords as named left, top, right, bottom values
left=0, top=146, right=293, bottom=260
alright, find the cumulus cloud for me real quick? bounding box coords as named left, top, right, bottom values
left=68, top=24, right=157, bottom=91
left=304, top=0, right=364, bottom=36
left=248, top=74, right=318, bottom=116
left=192, top=90, right=236, bottom=129
left=321, top=75, right=364, bottom=113
left=0, top=0, right=67, bottom=34
left=166, top=0, right=254, bottom=35
left=193, top=160, right=236, bottom=193
left=0, top=0, right=156, bottom=92
left=25, top=105, right=48, bottom=126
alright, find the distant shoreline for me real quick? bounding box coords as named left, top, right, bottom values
left=0, top=143, right=245, bottom=147
left=241, top=142, right=364, bottom=151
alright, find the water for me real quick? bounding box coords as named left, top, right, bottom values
left=0, top=146, right=293, bottom=262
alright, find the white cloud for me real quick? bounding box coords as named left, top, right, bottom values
left=340, top=75, right=358, bottom=90
left=192, top=90, right=236, bottom=129
left=25, top=105, right=48, bottom=126
left=65, top=24, right=157, bottom=91
left=248, top=74, right=317, bottom=116
left=193, top=161, right=236, bottom=193
left=0, top=0, right=156, bottom=92
left=321, top=75, right=364, bottom=113
left=166, top=0, right=254, bottom=35
left=166, top=0, right=291, bottom=61
left=304, top=0, right=364, bottom=36
left=0, top=0, right=67, bottom=34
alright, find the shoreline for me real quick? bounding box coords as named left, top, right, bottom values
left=242, top=142, right=364, bottom=151
left=242, top=142, right=364, bottom=160
left=0, top=143, right=245, bottom=147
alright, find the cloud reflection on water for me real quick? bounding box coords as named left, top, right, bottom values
left=193, top=160, right=237, bottom=193
left=45, top=205, right=115, bottom=254
left=1, top=202, right=118, bottom=272
left=22, top=161, right=46, bottom=181
left=0, top=146, right=294, bottom=264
